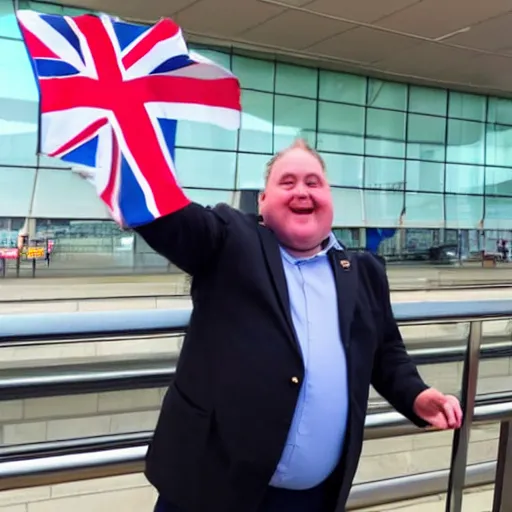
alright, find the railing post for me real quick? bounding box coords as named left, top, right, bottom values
left=445, top=320, right=482, bottom=512
left=492, top=420, right=512, bottom=512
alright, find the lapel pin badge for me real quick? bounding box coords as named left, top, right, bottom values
left=340, top=260, right=351, bottom=270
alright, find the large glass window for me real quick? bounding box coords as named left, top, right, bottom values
left=445, top=164, right=484, bottom=195
left=485, top=167, right=512, bottom=197
left=174, top=148, right=236, bottom=189
left=407, top=114, right=446, bottom=161
left=367, top=79, right=407, bottom=111
left=409, top=85, right=447, bottom=117
left=319, top=71, right=366, bottom=105
left=445, top=195, right=483, bottom=229
left=406, top=161, right=444, bottom=193
left=488, top=98, right=512, bottom=125
left=486, top=124, right=512, bottom=167
left=332, top=188, right=364, bottom=226
left=485, top=196, right=512, bottom=230
left=403, top=192, right=444, bottom=227
left=317, top=102, right=364, bottom=154
left=0, top=167, right=35, bottom=217
left=238, top=90, right=273, bottom=153
left=275, top=62, right=317, bottom=98
left=364, top=190, right=404, bottom=227
left=236, top=153, right=270, bottom=190
left=232, top=55, right=274, bottom=92
left=274, top=95, right=317, bottom=150
left=365, top=109, right=406, bottom=158
left=364, top=157, right=404, bottom=190
left=449, top=92, right=486, bottom=122
left=0, top=0, right=20, bottom=39
left=322, top=153, right=363, bottom=188
left=0, top=39, right=39, bottom=166
left=446, top=119, right=485, bottom=165
left=31, top=169, right=109, bottom=219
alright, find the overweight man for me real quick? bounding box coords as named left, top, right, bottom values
left=135, top=139, right=462, bottom=512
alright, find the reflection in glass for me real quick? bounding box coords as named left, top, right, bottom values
left=31, top=169, right=109, bottom=219
left=486, top=124, right=512, bottom=167
left=184, top=188, right=234, bottom=207
left=0, top=167, right=35, bottom=217
left=485, top=167, right=512, bottom=197
left=275, top=62, right=317, bottom=98
left=409, top=85, right=447, bottom=116
left=274, top=95, right=317, bottom=151
left=406, top=161, right=444, bottom=193
left=367, top=79, right=407, bottom=111
left=331, top=188, right=364, bottom=226
left=236, top=153, right=270, bottom=190
left=365, top=109, right=406, bottom=158
left=322, top=153, right=363, bottom=188
left=364, top=157, right=404, bottom=190
left=319, top=70, right=366, bottom=105
left=232, top=55, right=274, bottom=92
left=238, top=90, right=273, bottom=153
left=445, top=194, right=483, bottom=229
left=364, top=190, right=403, bottom=227
left=485, top=196, right=512, bottom=230
left=449, top=92, right=486, bottom=121
left=403, top=192, right=444, bottom=227
left=176, top=117, right=237, bottom=151
left=407, top=114, right=446, bottom=161
left=317, top=102, right=364, bottom=154
left=488, top=97, right=512, bottom=125
left=446, top=119, right=485, bottom=164
left=0, top=0, right=20, bottom=39
left=445, top=164, right=484, bottom=195
left=175, top=148, right=236, bottom=189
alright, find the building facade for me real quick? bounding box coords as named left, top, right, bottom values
left=2, top=0, right=512, bottom=272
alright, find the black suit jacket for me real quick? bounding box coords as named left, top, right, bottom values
left=136, top=202, right=429, bottom=512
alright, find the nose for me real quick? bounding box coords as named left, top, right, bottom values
left=295, top=182, right=309, bottom=197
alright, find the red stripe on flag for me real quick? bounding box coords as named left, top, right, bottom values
left=121, top=18, right=181, bottom=70
left=48, top=117, right=108, bottom=157
left=128, top=75, right=241, bottom=111
left=19, top=25, right=60, bottom=59
left=100, top=130, right=119, bottom=212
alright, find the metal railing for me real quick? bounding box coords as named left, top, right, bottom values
left=2, top=300, right=512, bottom=510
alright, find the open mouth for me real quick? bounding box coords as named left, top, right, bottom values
left=290, top=207, right=315, bottom=215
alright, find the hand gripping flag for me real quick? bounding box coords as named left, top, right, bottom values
left=16, top=10, right=242, bottom=227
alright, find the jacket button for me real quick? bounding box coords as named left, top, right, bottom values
left=291, top=376, right=300, bottom=385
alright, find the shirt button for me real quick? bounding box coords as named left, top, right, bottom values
left=290, top=376, right=300, bottom=385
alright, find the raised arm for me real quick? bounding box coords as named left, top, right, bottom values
left=134, top=201, right=229, bottom=277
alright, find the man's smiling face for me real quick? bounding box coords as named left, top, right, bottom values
left=259, top=144, right=333, bottom=257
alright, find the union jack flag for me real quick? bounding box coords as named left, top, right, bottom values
left=16, top=10, right=242, bottom=227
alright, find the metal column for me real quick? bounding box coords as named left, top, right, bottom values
left=445, top=320, right=483, bottom=512
left=492, top=420, right=512, bottom=512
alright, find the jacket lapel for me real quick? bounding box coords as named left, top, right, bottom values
left=256, top=223, right=301, bottom=356
left=328, top=248, right=358, bottom=350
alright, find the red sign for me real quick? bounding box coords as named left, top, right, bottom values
left=0, top=248, right=19, bottom=260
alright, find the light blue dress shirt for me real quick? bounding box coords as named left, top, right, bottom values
left=270, top=233, right=349, bottom=490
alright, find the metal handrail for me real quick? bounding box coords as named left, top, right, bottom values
left=3, top=299, right=512, bottom=342
left=3, top=300, right=512, bottom=510
left=1, top=400, right=511, bottom=506
left=2, top=341, right=512, bottom=400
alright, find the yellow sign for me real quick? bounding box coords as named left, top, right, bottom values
left=26, top=247, right=45, bottom=259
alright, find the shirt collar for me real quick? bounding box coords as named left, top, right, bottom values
left=280, top=231, right=343, bottom=264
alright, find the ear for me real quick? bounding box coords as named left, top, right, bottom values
left=258, top=190, right=266, bottom=206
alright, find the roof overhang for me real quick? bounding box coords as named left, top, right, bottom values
left=37, top=0, right=512, bottom=96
